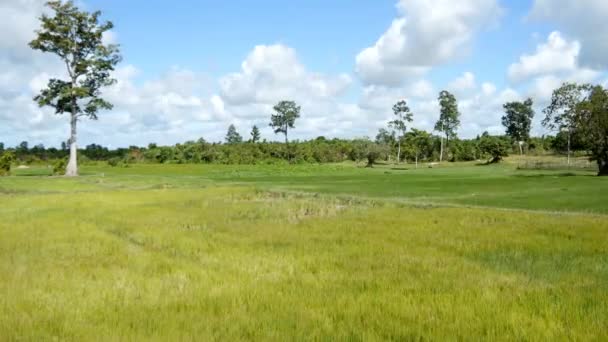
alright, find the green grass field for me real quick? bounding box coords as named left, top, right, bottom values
left=1, top=161, right=607, bottom=340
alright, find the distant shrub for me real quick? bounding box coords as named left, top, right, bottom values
left=107, top=157, right=121, bottom=167
left=479, top=135, right=510, bottom=164
left=0, top=151, right=15, bottom=176
left=52, top=158, right=67, bottom=175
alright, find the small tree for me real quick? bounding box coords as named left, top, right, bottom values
left=225, top=124, right=243, bottom=144
left=365, top=143, right=387, bottom=168
left=29, top=1, right=121, bottom=176
left=479, top=135, right=510, bottom=164
left=404, top=129, right=432, bottom=168
left=270, top=101, right=300, bottom=144
left=0, top=151, right=15, bottom=176
left=543, top=83, right=592, bottom=165
left=575, top=85, right=608, bottom=176
left=270, top=100, right=300, bottom=161
left=502, top=98, right=535, bottom=155
left=250, top=125, right=261, bottom=143
left=389, top=100, right=413, bottom=164
left=435, top=91, right=461, bottom=162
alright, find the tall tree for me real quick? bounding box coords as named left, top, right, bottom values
left=225, top=124, right=243, bottom=144
left=250, top=125, right=261, bottom=143
left=434, top=91, right=461, bottom=162
left=502, top=98, right=535, bottom=155
left=270, top=100, right=300, bottom=145
left=389, top=100, right=413, bottom=164
left=29, top=1, right=120, bottom=176
left=543, top=83, right=592, bottom=166
left=270, top=101, right=300, bottom=162
left=575, top=85, right=608, bottom=176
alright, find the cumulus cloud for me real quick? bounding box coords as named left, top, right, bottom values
left=219, top=44, right=351, bottom=106
left=529, top=0, right=608, bottom=69
left=508, top=32, right=580, bottom=82
left=356, top=0, right=502, bottom=87
left=507, top=31, right=601, bottom=105
left=448, top=72, right=477, bottom=97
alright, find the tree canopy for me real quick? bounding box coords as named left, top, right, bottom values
left=435, top=91, right=461, bottom=139
left=270, top=101, right=301, bottom=144
left=502, top=98, right=535, bottom=142
left=225, top=124, right=243, bottom=144
left=575, top=85, right=608, bottom=175
left=250, top=125, right=261, bottom=143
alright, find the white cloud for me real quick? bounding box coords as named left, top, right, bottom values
left=219, top=44, right=351, bottom=106
left=481, top=82, right=497, bottom=96
left=356, top=0, right=502, bottom=87
left=448, top=72, right=477, bottom=96
left=507, top=32, right=602, bottom=105
left=508, top=32, right=580, bottom=82
left=529, top=0, right=608, bottom=68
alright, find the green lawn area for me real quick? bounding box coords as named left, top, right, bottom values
left=1, top=162, right=607, bottom=340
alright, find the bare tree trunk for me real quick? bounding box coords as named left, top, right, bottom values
left=519, top=142, right=523, bottom=156
left=65, top=99, right=78, bottom=177
left=415, top=154, right=418, bottom=169
left=397, top=140, right=401, bottom=164
left=65, top=91, right=78, bottom=177
left=439, top=136, right=444, bottom=163
left=567, top=130, right=571, bottom=166
left=439, top=121, right=444, bottom=162
left=284, top=129, right=290, bottom=163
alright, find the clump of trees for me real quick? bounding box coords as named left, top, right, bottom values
left=543, top=83, right=608, bottom=176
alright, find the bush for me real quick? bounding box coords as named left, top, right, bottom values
left=0, top=152, right=15, bottom=176
left=479, top=135, right=510, bottom=163
left=52, top=158, right=67, bottom=175
left=107, top=157, right=121, bottom=167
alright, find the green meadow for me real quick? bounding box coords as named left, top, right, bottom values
left=1, top=161, right=607, bottom=340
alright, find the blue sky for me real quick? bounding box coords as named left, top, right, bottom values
left=1, top=0, right=607, bottom=147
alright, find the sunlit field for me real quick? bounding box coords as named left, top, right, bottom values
left=0, top=161, right=607, bottom=340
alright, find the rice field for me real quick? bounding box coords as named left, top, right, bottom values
left=1, top=162, right=607, bottom=340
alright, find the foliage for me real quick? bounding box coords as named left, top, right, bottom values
left=52, top=158, right=67, bottom=175
left=389, top=100, right=414, bottom=162
left=403, top=129, right=434, bottom=163
left=250, top=125, right=261, bottom=143
left=502, top=98, right=535, bottom=142
left=543, top=83, right=591, bottom=132
left=225, top=124, right=243, bottom=144
left=270, top=100, right=301, bottom=144
left=435, top=90, right=461, bottom=139
left=479, top=135, right=511, bottom=163
left=107, top=157, right=121, bottom=167
left=0, top=151, right=15, bottom=176
left=575, top=85, right=608, bottom=175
